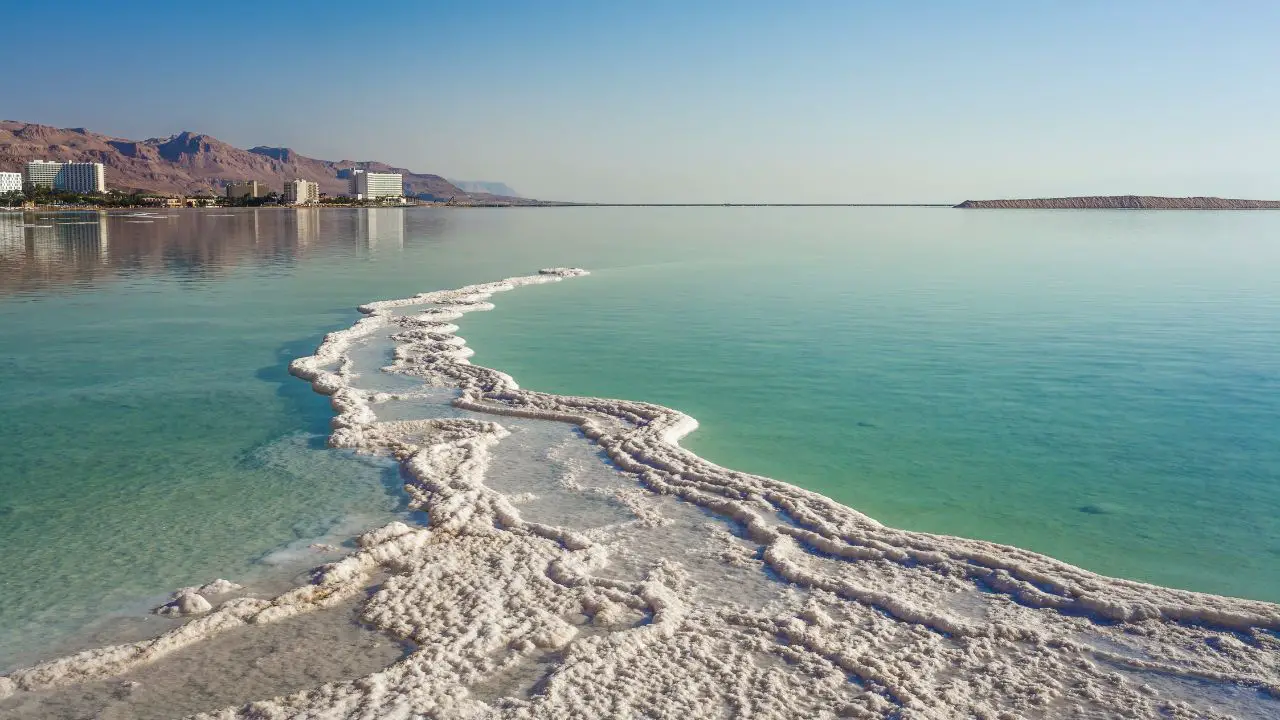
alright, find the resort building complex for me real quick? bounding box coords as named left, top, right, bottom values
left=5, top=161, right=410, bottom=205
left=23, top=160, right=107, bottom=193
left=350, top=170, right=403, bottom=200
left=283, top=179, right=320, bottom=205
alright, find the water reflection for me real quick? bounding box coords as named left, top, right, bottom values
left=296, top=208, right=318, bottom=249
left=0, top=208, right=419, bottom=295
left=358, top=208, right=406, bottom=250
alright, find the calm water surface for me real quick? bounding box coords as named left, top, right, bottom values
left=1, top=207, right=1277, bottom=670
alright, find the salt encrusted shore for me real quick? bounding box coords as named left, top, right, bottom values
left=3, top=268, right=1278, bottom=719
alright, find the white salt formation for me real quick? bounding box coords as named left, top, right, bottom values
left=153, top=579, right=245, bottom=617
left=198, top=579, right=244, bottom=596
left=4, top=268, right=1279, bottom=719
left=154, top=592, right=213, bottom=618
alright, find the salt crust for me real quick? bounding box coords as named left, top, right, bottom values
left=152, top=579, right=248, bottom=617
left=4, top=268, right=1278, bottom=719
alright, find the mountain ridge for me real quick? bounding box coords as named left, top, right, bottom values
left=0, top=121, right=468, bottom=200
left=448, top=180, right=521, bottom=198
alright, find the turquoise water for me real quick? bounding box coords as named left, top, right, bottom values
left=2, top=207, right=1278, bottom=669
left=462, top=209, right=1280, bottom=602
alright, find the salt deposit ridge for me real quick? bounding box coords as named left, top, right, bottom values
left=4, top=268, right=1279, bottom=719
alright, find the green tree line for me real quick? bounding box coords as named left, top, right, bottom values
left=1, top=185, right=149, bottom=207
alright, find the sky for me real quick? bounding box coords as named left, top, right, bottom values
left=4, top=1, right=1280, bottom=203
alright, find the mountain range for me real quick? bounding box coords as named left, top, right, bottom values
left=0, top=121, right=519, bottom=201
left=448, top=180, right=521, bottom=198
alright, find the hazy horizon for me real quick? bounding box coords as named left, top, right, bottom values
left=5, top=1, right=1279, bottom=203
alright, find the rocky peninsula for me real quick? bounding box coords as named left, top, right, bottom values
left=955, top=195, right=1280, bottom=209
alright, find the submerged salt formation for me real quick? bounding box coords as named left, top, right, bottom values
left=4, top=267, right=1279, bottom=719
left=153, top=579, right=246, bottom=617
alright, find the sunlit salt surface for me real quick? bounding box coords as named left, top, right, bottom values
left=3, top=269, right=1277, bottom=719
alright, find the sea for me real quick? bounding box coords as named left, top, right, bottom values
left=1, top=206, right=1277, bottom=672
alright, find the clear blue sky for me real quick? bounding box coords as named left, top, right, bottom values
left=4, top=1, right=1279, bottom=202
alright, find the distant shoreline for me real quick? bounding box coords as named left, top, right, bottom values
left=955, top=195, right=1280, bottom=210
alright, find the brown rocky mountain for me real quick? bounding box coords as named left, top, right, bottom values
left=0, top=121, right=477, bottom=200
left=955, top=195, right=1280, bottom=209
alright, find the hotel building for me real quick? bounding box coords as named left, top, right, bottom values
left=61, top=162, right=107, bottom=193
left=350, top=170, right=403, bottom=200
left=25, top=160, right=63, bottom=188
left=24, top=160, right=107, bottom=193
left=0, top=172, right=22, bottom=194
left=283, top=179, right=319, bottom=205
left=225, top=181, right=271, bottom=199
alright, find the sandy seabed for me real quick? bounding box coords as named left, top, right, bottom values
left=3, top=269, right=1279, bottom=719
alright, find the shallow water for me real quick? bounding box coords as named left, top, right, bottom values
left=1, top=206, right=1278, bottom=675
left=0, top=596, right=409, bottom=720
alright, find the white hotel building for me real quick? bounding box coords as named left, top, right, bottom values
left=350, top=170, right=403, bottom=200
left=25, top=160, right=62, bottom=188
left=61, top=162, right=107, bottom=193
left=25, top=160, right=107, bottom=193
left=0, top=172, right=22, bottom=194
left=283, top=179, right=320, bottom=205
